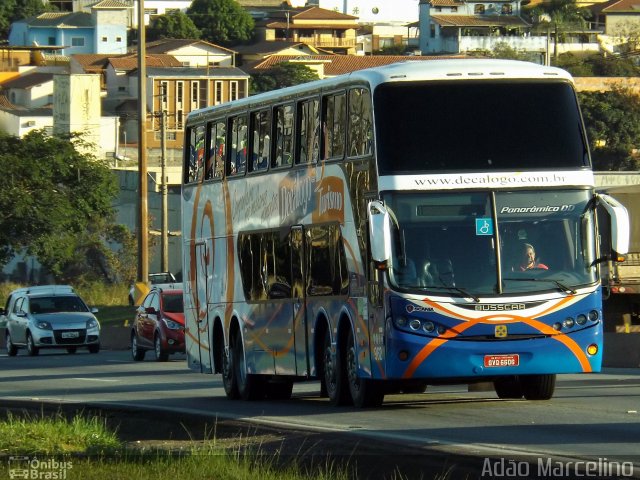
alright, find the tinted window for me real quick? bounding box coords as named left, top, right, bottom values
left=307, top=223, right=349, bottom=297
left=322, top=92, right=346, bottom=160
left=29, top=295, right=88, bottom=314
left=163, top=293, right=183, bottom=313
left=229, top=115, right=248, bottom=176
left=206, top=120, right=226, bottom=180
left=374, top=81, right=588, bottom=174
left=273, top=104, right=294, bottom=168
left=250, top=109, right=271, bottom=172
left=297, top=98, right=320, bottom=165
left=348, top=88, right=373, bottom=158
left=185, top=125, right=206, bottom=183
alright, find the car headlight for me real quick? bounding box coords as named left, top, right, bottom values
left=36, top=321, right=52, bottom=330
left=163, top=318, right=182, bottom=330
left=86, top=319, right=99, bottom=329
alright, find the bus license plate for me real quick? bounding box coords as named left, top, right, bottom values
left=61, top=331, right=79, bottom=338
left=484, top=354, right=519, bottom=367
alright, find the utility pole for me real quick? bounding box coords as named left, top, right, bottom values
left=160, top=87, right=168, bottom=272
left=137, top=0, right=149, bottom=284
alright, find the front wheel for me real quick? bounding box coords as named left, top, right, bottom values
left=222, top=339, right=239, bottom=400
left=155, top=334, right=168, bottom=362
left=346, top=328, right=384, bottom=408
left=493, top=376, right=523, bottom=399
left=6, top=333, right=18, bottom=356
left=88, top=343, right=100, bottom=354
left=521, top=374, right=556, bottom=400
left=26, top=332, right=39, bottom=356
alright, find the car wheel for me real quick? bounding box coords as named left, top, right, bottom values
left=67, top=347, right=77, bottom=354
left=131, top=333, right=145, bottom=361
left=154, top=333, right=169, bottom=362
left=6, top=333, right=18, bottom=357
left=88, top=343, right=100, bottom=354
left=26, top=332, right=39, bottom=356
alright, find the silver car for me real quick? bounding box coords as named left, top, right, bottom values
left=3, top=285, right=100, bottom=356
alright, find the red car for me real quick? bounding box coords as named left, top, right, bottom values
left=131, top=287, right=185, bottom=361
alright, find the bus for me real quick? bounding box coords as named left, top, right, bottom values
left=181, top=59, right=629, bottom=407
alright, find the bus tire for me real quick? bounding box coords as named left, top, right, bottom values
left=222, top=338, right=240, bottom=400
left=323, top=328, right=350, bottom=406
left=234, top=333, right=265, bottom=401
left=521, top=374, right=556, bottom=400
left=493, top=376, right=523, bottom=399
left=346, top=328, right=384, bottom=408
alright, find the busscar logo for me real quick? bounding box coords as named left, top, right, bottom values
left=406, top=304, right=434, bottom=313
left=475, top=304, right=526, bottom=311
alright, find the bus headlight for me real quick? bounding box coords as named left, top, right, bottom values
left=422, top=321, right=435, bottom=333
left=588, top=310, right=599, bottom=322
left=576, top=314, right=587, bottom=325
left=563, top=317, right=575, bottom=328
left=409, top=319, right=422, bottom=331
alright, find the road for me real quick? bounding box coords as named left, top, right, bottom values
left=1, top=349, right=640, bottom=477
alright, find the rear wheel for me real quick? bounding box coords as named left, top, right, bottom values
left=155, top=333, right=168, bottom=362
left=521, top=374, right=556, bottom=400
left=131, top=333, right=145, bottom=361
left=26, top=332, right=39, bottom=356
left=234, top=333, right=265, bottom=400
left=222, top=337, right=239, bottom=400
left=323, top=328, right=350, bottom=406
left=346, top=328, right=384, bottom=408
left=6, top=332, right=17, bottom=356
left=493, top=376, right=523, bottom=399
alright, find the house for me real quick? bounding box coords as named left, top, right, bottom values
left=248, top=54, right=465, bottom=78
left=0, top=72, right=55, bottom=109
left=8, top=1, right=129, bottom=55
left=233, top=40, right=322, bottom=67
left=144, top=39, right=237, bottom=68
left=256, top=6, right=360, bottom=54
left=0, top=95, right=53, bottom=138
left=593, top=0, right=640, bottom=35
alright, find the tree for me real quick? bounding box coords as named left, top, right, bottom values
left=578, top=87, right=640, bottom=171
left=0, top=130, right=134, bottom=283
left=187, top=0, right=254, bottom=46
left=147, top=11, right=201, bottom=41
left=250, top=63, right=320, bottom=94
left=0, top=0, right=49, bottom=38
left=532, top=0, right=590, bottom=60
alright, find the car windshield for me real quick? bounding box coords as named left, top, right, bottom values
left=29, top=295, right=89, bottom=314
left=150, top=273, right=174, bottom=284
left=163, top=293, right=183, bottom=313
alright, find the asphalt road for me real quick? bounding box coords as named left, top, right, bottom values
left=1, top=348, right=640, bottom=478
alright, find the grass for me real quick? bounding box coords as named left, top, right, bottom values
left=0, top=412, right=351, bottom=480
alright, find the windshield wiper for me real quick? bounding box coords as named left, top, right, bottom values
left=503, top=277, right=577, bottom=295
left=422, top=285, right=480, bottom=303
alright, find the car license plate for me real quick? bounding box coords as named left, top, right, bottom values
left=484, top=354, right=519, bottom=367
left=61, top=331, right=79, bottom=339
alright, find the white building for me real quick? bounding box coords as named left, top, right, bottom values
left=319, top=0, right=420, bottom=23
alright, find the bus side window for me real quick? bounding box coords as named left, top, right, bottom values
left=297, top=98, right=320, bottom=165
left=185, top=125, right=205, bottom=184
left=228, top=115, right=247, bottom=176
left=206, top=120, right=225, bottom=180
left=250, top=109, right=270, bottom=173
left=348, top=88, right=373, bottom=158
left=273, top=104, right=293, bottom=168
left=322, top=92, right=346, bottom=160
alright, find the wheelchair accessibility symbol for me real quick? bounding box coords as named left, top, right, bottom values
left=475, top=218, right=494, bottom=236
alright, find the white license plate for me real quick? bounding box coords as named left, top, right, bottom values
left=484, top=354, right=519, bottom=367
left=61, top=331, right=79, bottom=339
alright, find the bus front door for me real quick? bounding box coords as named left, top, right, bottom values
left=290, top=226, right=309, bottom=377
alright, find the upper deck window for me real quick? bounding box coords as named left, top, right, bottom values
left=374, top=81, right=589, bottom=175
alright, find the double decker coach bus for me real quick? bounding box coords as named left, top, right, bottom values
left=181, top=59, right=629, bottom=407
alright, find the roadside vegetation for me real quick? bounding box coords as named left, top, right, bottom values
left=0, top=411, right=350, bottom=480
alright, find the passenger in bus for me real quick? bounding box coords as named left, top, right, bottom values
left=515, top=243, right=548, bottom=271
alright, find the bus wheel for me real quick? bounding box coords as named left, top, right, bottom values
left=233, top=333, right=265, bottom=401
left=521, top=374, right=556, bottom=400
left=222, top=340, right=239, bottom=400
left=493, top=376, right=523, bottom=399
left=346, top=328, right=384, bottom=408
left=323, top=329, right=350, bottom=406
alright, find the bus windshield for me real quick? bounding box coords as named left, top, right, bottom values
left=385, top=189, right=597, bottom=296
left=374, top=81, right=589, bottom=174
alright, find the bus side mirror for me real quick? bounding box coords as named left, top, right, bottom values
left=368, top=200, right=392, bottom=266
left=598, top=193, right=630, bottom=256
